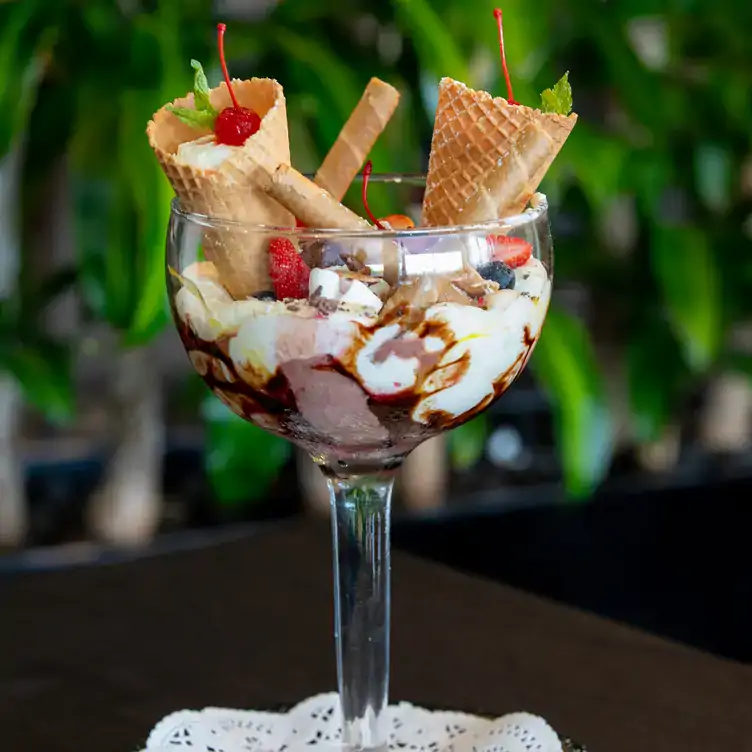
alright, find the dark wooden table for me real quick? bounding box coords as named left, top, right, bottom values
left=2, top=522, right=751, bottom=751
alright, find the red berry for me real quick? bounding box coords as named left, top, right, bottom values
left=215, top=107, right=261, bottom=146
left=269, top=238, right=310, bottom=299
left=214, top=24, right=262, bottom=146
left=488, top=235, right=533, bottom=268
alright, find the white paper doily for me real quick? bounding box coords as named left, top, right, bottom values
left=141, top=692, right=568, bottom=752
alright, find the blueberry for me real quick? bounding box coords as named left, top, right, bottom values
left=477, top=260, right=515, bottom=289
left=255, top=290, right=277, bottom=301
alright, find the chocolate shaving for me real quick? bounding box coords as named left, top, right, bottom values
left=451, top=266, right=500, bottom=298
left=379, top=275, right=475, bottom=326
left=316, top=298, right=340, bottom=315
left=299, top=240, right=326, bottom=269
left=308, top=284, right=339, bottom=315
left=340, top=252, right=371, bottom=275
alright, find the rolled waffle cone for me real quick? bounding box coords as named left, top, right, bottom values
left=314, top=77, right=401, bottom=202
left=147, top=78, right=294, bottom=298
left=421, top=77, right=577, bottom=227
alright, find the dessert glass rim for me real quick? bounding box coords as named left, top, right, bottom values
left=170, top=179, right=548, bottom=239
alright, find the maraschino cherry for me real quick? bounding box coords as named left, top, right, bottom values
left=214, top=23, right=261, bottom=146
left=493, top=9, right=518, bottom=105
left=361, top=161, right=386, bottom=229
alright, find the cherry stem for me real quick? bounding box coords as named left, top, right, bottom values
left=362, top=161, right=385, bottom=229
left=493, top=9, right=517, bottom=105
left=217, top=23, right=241, bottom=110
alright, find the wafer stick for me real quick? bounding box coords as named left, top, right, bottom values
left=314, top=78, right=400, bottom=201
left=266, top=164, right=402, bottom=286
left=267, top=164, right=373, bottom=229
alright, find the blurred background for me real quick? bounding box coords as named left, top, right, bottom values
left=3, top=0, right=752, bottom=658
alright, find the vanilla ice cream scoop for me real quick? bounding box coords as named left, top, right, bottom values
left=174, top=135, right=237, bottom=170
left=412, top=293, right=545, bottom=423
left=175, top=262, right=285, bottom=342
left=229, top=312, right=361, bottom=390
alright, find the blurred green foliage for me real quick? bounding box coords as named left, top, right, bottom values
left=6, top=0, right=752, bottom=502
left=0, top=0, right=73, bottom=422
left=202, top=396, right=291, bottom=507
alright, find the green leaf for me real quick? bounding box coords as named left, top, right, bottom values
left=548, top=125, right=625, bottom=212
left=0, top=2, right=58, bottom=157
left=392, top=0, right=470, bottom=85
left=166, top=104, right=217, bottom=130
left=165, top=59, right=217, bottom=130
left=1, top=341, right=74, bottom=423
left=202, top=396, right=291, bottom=507
left=448, top=415, right=489, bottom=471
left=190, top=59, right=215, bottom=113
left=725, top=352, right=752, bottom=380
left=626, top=148, right=673, bottom=220
left=650, top=226, right=721, bottom=372
left=273, top=27, right=365, bottom=138
left=532, top=305, right=613, bottom=499
left=540, top=71, right=573, bottom=115
left=19, top=267, right=78, bottom=319
left=627, top=315, right=687, bottom=442
left=119, top=89, right=174, bottom=344
left=693, top=143, right=732, bottom=214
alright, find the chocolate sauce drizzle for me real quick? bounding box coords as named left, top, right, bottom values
left=178, top=311, right=540, bottom=461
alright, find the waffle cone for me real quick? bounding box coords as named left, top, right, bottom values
left=147, top=79, right=294, bottom=298
left=421, top=78, right=577, bottom=227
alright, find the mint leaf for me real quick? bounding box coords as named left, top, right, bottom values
left=191, top=59, right=215, bottom=115
left=166, top=58, right=218, bottom=130
left=166, top=105, right=217, bottom=129
left=540, top=72, right=573, bottom=116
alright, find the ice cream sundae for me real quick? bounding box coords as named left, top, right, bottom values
left=147, top=13, right=577, bottom=469
left=146, top=13, right=580, bottom=752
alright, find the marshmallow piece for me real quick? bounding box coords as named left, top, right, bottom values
left=175, top=135, right=236, bottom=170
left=309, top=268, right=342, bottom=300
left=340, top=279, right=384, bottom=312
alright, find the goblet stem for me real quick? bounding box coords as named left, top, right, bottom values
left=328, top=474, right=393, bottom=752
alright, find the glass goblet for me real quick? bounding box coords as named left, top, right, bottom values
left=166, top=178, right=552, bottom=752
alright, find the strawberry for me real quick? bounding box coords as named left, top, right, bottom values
left=269, top=237, right=310, bottom=299
left=488, top=235, right=533, bottom=268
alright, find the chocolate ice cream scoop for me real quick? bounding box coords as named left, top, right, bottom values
left=282, top=359, right=389, bottom=446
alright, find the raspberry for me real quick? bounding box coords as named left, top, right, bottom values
left=268, top=238, right=310, bottom=300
